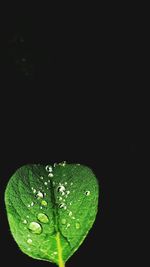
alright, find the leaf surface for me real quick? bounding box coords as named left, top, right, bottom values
left=5, top=163, right=99, bottom=266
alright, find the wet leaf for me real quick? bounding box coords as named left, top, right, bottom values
left=5, top=162, right=99, bottom=266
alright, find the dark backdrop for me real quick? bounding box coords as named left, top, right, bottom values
left=0, top=5, right=138, bottom=267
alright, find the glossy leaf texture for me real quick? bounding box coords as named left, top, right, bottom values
left=5, top=163, right=99, bottom=266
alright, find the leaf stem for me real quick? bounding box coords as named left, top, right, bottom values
left=56, top=232, right=65, bottom=267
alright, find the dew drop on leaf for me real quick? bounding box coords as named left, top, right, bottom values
left=36, top=191, right=44, bottom=199
left=27, top=238, right=33, bottom=244
left=57, top=185, right=65, bottom=193
left=59, top=203, right=66, bottom=209
left=23, top=219, right=27, bottom=224
left=85, top=191, right=91, bottom=196
left=66, top=223, right=70, bottom=228
left=41, top=200, right=48, bottom=206
left=28, top=222, right=42, bottom=234
left=37, top=213, right=49, bottom=223
left=61, top=218, right=66, bottom=225
left=48, top=173, right=53, bottom=177
left=59, top=161, right=66, bottom=166
left=75, top=222, right=80, bottom=229
left=45, top=165, right=52, bottom=172
left=69, top=211, right=72, bottom=216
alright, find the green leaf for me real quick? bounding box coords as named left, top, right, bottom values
left=5, top=162, right=99, bottom=267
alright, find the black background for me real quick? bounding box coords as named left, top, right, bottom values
left=0, top=4, right=138, bottom=267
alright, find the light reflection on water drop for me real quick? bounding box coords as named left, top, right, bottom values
left=57, top=185, right=65, bottom=193
left=37, top=213, right=49, bottom=223
left=28, top=222, right=42, bottom=234
left=36, top=191, right=44, bottom=199
left=27, top=238, right=32, bottom=244
left=61, top=218, right=66, bottom=224
left=41, top=200, right=48, bottom=206
left=75, top=222, right=80, bottom=229
left=45, top=165, right=52, bottom=172
left=85, top=191, right=91, bottom=196
left=48, top=173, right=53, bottom=177
left=59, top=203, right=66, bottom=209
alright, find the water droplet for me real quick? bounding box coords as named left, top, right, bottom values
left=66, top=191, right=70, bottom=195
left=75, top=222, right=80, bottom=229
left=37, top=213, right=49, bottom=223
left=53, top=181, right=55, bottom=185
left=54, top=252, right=58, bottom=255
left=27, top=215, right=29, bottom=218
left=45, top=165, right=52, bottom=172
left=44, top=182, right=48, bottom=185
left=57, top=185, right=65, bottom=193
left=31, top=202, right=34, bottom=206
left=64, top=182, right=67, bottom=185
left=40, top=207, right=43, bottom=209
left=27, top=238, right=32, bottom=244
left=85, top=191, right=90, bottom=196
left=44, top=193, right=47, bottom=196
left=59, top=197, right=62, bottom=201
left=72, top=216, right=75, bottom=220
left=28, top=222, right=42, bottom=234
left=23, top=219, right=27, bottom=224
left=48, top=173, right=54, bottom=177
left=33, top=189, right=36, bottom=194
left=59, top=161, right=66, bottom=166
left=41, top=200, right=48, bottom=206
left=70, top=182, right=73, bottom=186
left=40, top=176, right=43, bottom=180
left=27, top=204, right=31, bottom=208
left=36, top=191, right=44, bottom=199
left=59, top=203, right=66, bottom=209
left=69, top=211, right=72, bottom=216
left=70, top=202, right=72, bottom=205
left=48, top=180, right=50, bottom=183
left=61, top=218, right=66, bottom=224
left=66, top=223, right=70, bottom=228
